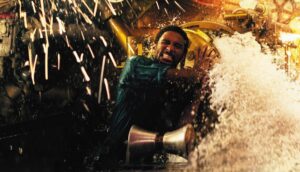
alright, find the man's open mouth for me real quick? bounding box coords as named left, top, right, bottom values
left=160, top=53, right=173, bottom=64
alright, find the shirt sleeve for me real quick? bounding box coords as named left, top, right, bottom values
left=118, top=57, right=135, bottom=87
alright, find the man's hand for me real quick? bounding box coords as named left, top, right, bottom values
left=194, top=45, right=219, bottom=72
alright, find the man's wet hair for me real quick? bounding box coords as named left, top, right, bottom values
left=154, top=25, right=190, bottom=55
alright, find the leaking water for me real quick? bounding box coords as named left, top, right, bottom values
left=188, top=32, right=300, bottom=171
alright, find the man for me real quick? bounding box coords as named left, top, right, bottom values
left=103, top=25, right=216, bottom=163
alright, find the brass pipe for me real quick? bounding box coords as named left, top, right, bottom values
left=107, top=17, right=130, bottom=53
left=223, top=13, right=250, bottom=20
left=180, top=21, right=234, bottom=34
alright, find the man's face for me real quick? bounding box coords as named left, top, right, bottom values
left=154, top=31, right=186, bottom=67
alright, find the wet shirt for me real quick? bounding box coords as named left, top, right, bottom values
left=107, top=56, right=172, bottom=146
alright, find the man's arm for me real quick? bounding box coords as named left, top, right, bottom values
left=165, top=68, right=206, bottom=84
left=165, top=45, right=218, bottom=83
left=168, top=45, right=219, bottom=127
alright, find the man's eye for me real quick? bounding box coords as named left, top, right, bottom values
left=174, top=44, right=183, bottom=49
left=161, top=40, right=170, bottom=44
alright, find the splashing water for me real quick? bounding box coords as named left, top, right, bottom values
left=189, top=32, right=300, bottom=171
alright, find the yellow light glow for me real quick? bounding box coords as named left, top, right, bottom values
left=279, top=32, right=300, bottom=43
left=289, top=17, right=300, bottom=34
left=239, top=0, right=257, bottom=9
